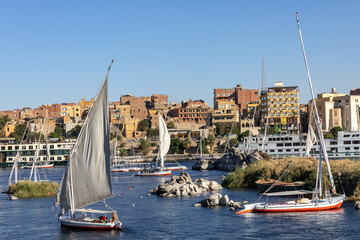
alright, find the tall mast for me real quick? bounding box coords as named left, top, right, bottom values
left=295, top=12, right=336, bottom=193
left=68, top=60, right=114, bottom=214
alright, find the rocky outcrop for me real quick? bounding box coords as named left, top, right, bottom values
left=197, top=193, right=243, bottom=211
left=150, top=171, right=223, bottom=197
left=192, top=148, right=272, bottom=171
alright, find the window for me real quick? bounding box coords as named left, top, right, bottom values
left=278, top=149, right=283, bottom=152
left=15, top=146, right=19, bottom=150
left=286, top=149, right=291, bottom=152
left=285, top=143, right=292, bottom=146
left=50, top=157, right=55, bottom=160
left=50, top=145, right=54, bottom=149
left=270, top=150, right=275, bottom=153
left=57, top=157, right=62, bottom=160
left=22, top=146, right=26, bottom=150
left=344, top=141, right=351, bottom=145
left=345, top=147, right=350, bottom=150
left=277, top=143, right=284, bottom=147
left=294, top=149, right=299, bottom=152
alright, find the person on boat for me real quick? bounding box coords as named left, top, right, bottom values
left=111, top=212, right=118, bottom=222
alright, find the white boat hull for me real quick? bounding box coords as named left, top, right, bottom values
left=236, top=196, right=343, bottom=214
left=21, top=163, right=54, bottom=169
left=135, top=169, right=171, bottom=176
left=59, top=216, right=122, bottom=230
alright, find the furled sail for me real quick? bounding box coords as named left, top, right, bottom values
left=56, top=77, right=112, bottom=212
left=158, top=113, right=170, bottom=168
left=304, top=125, right=317, bottom=157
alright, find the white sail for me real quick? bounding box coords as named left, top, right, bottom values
left=158, top=113, right=170, bottom=168
left=56, top=76, right=112, bottom=213
left=304, top=125, right=317, bottom=157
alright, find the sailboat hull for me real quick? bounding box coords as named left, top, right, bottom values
left=236, top=197, right=343, bottom=214
left=60, top=216, right=122, bottom=230
left=135, top=169, right=171, bottom=176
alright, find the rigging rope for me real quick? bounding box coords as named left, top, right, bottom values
left=256, top=157, right=299, bottom=202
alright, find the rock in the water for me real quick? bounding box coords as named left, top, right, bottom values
left=199, top=194, right=241, bottom=210
left=219, top=195, right=229, bottom=206
left=201, top=193, right=222, bottom=206
left=194, top=203, right=202, bottom=207
left=192, top=148, right=272, bottom=171
left=151, top=172, right=223, bottom=197
left=8, top=195, right=18, bottom=200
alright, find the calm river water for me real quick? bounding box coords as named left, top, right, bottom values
left=1, top=161, right=360, bottom=239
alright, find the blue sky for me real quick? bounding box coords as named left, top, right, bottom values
left=1, top=1, right=359, bottom=110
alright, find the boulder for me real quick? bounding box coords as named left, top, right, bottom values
left=192, top=148, right=273, bottom=171
left=151, top=172, right=223, bottom=197
left=219, top=195, right=229, bottom=206
left=199, top=194, right=242, bottom=210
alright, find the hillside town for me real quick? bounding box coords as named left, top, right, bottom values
left=1, top=82, right=360, bottom=157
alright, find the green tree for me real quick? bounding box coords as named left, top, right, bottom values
left=147, top=128, right=159, bottom=138
left=181, top=137, right=192, bottom=151
left=119, top=148, right=128, bottom=156
left=170, top=138, right=182, bottom=154
left=68, top=125, right=82, bottom=139
left=215, top=122, right=233, bottom=136
left=167, top=121, right=175, bottom=129
left=237, top=130, right=250, bottom=142
left=49, top=126, right=63, bottom=138
left=138, top=119, right=150, bottom=131
left=206, top=134, right=216, bottom=152
left=198, top=139, right=209, bottom=154
left=329, top=126, right=343, bottom=139
left=230, top=138, right=239, bottom=148
left=139, top=138, right=151, bottom=155
left=11, top=123, right=29, bottom=141
left=110, top=132, right=122, bottom=141
left=323, top=132, right=334, bottom=139
left=0, top=115, right=11, bottom=130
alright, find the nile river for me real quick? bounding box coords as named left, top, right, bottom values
left=1, top=161, right=360, bottom=239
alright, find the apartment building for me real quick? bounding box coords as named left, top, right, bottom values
left=260, top=82, right=300, bottom=134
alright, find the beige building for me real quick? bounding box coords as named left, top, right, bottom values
left=60, top=104, right=81, bottom=118
left=1, top=122, right=16, bottom=137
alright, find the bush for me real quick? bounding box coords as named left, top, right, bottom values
left=8, top=181, right=59, bottom=198
left=222, top=157, right=360, bottom=200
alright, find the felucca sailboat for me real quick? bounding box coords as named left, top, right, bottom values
left=236, top=13, right=345, bottom=214
left=55, top=60, right=122, bottom=230
left=135, top=113, right=172, bottom=176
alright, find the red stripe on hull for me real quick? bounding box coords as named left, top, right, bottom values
left=137, top=173, right=171, bottom=176
left=255, top=202, right=342, bottom=213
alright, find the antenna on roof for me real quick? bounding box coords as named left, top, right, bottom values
left=261, top=59, right=267, bottom=93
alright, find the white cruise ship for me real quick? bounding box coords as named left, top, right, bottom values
left=238, top=131, right=360, bottom=159
left=0, top=141, right=74, bottom=167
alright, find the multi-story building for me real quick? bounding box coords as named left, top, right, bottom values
left=175, top=99, right=211, bottom=125
left=0, top=109, right=21, bottom=121
left=260, top=82, right=300, bottom=134
left=30, top=118, right=56, bottom=136
left=60, top=103, right=81, bottom=118
left=213, top=84, right=259, bottom=114
left=307, top=88, right=360, bottom=132
left=129, top=97, right=150, bottom=119
left=151, top=94, right=168, bottom=111
left=212, top=99, right=239, bottom=124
